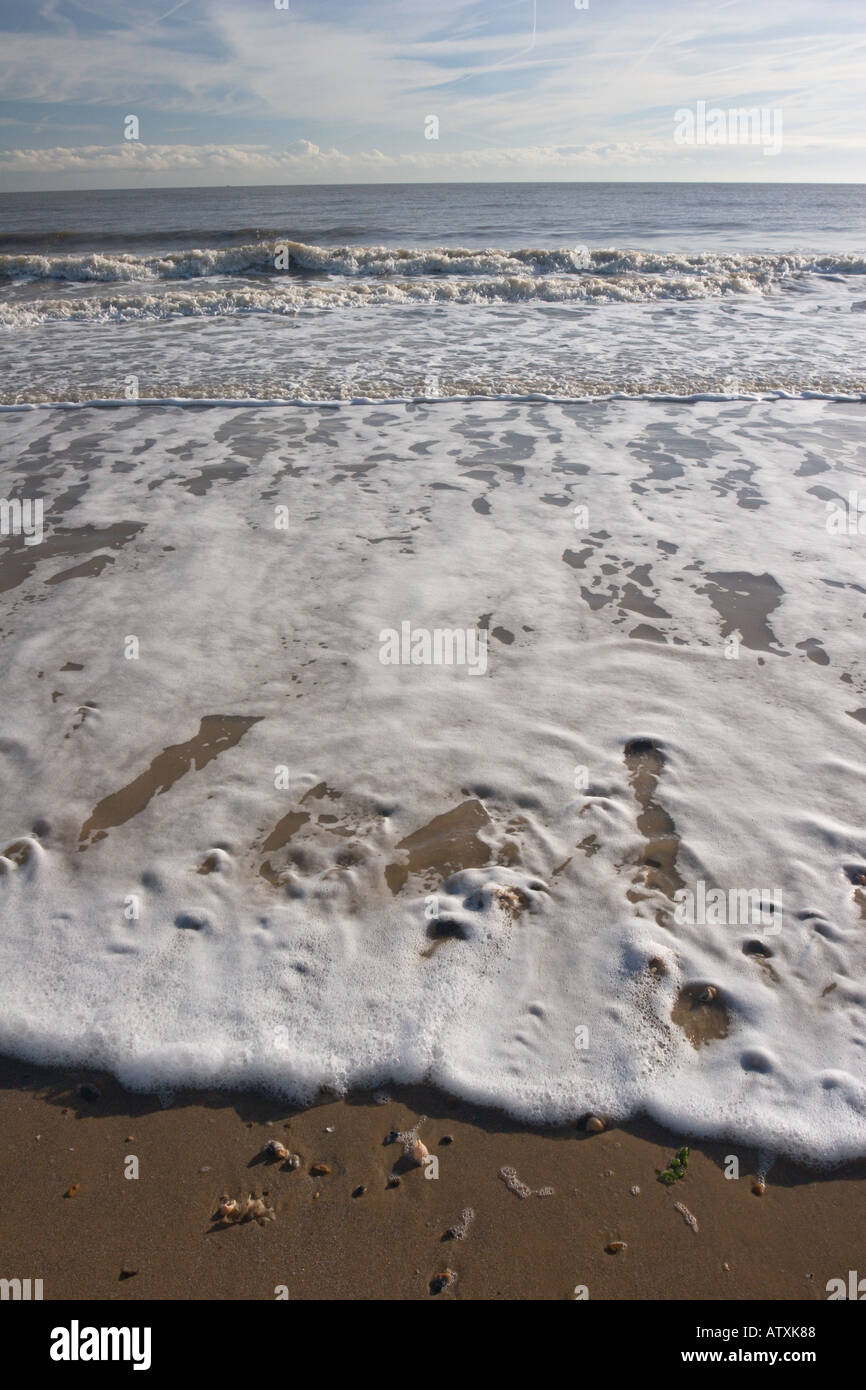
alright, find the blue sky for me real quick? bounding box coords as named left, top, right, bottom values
left=0, top=0, right=863, bottom=188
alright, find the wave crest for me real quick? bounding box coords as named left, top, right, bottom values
left=1, top=240, right=865, bottom=288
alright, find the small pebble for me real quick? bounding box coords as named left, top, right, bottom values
left=199, top=1166, right=211, bottom=1174
left=606, top=1241, right=627, bottom=1254
left=119, top=1268, right=139, bottom=1281
left=64, top=1184, right=80, bottom=1198
left=630, top=1185, right=640, bottom=1196
left=752, top=1181, right=765, bottom=1196
left=430, top=1268, right=456, bottom=1295
left=310, top=1163, right=331, bottom=1176
left=585, top=1115, right=605, bottom=1134
left=387, top=1176, right=401, bottom=1189
left=440, top=1135, right=454, bottom=1146
left=352, top=1185, right=365, bottom=1198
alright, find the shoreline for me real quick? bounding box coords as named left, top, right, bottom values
left=2, top=388, right=866, bottom=412
left=2, top=1055, right=863, bottom=1301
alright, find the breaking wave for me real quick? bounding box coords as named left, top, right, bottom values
left=1, top=240, right=865, bottom=287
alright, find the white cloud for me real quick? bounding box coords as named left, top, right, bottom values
left=1, top=133, right=862, bottom=187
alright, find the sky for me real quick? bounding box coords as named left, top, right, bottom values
left=0, top=0, right=863, bottom=190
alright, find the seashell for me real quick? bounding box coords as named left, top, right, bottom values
left=410, top=1138, right=429, bottom=1165
left=310, top=1162, right=331, bottom=1176
left=752, top=1181, right=766, bottom=1197
left=699, top=986, right=718, bottom=1003
left=429, top=1268, right=457, bottom=1294
left=218, top=1196, right=239, bottom=1219
left=585, top=1115, right=605, bottom=1134
left=264, top=1139, right=290, bottom=1161
left=606, top=1241, right=628, bottom=1254
left=64, top=1184, right=80, bottom=1199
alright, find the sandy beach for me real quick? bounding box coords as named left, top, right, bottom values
left=1, top=1055, right=863, bottom=1301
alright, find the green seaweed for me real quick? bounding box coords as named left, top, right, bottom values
left=656, top=1145, right=691, bottom=1185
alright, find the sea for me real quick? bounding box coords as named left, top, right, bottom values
left=0, top=181, right=864, bottom=402
left=0, top=182, right=865, bottom=1163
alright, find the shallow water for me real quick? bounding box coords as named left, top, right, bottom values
left=1, top=396, right=865, bottom=1162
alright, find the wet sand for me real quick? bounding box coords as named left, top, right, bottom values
left=0, top=1055, right=862, bottom=1301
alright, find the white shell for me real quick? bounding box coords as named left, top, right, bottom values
left=265, top=1139, right=290, bottom=1160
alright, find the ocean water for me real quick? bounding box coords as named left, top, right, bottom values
left=0, top=182, right=864, bottom=403
left=1, top=184, right=866, bottom=1163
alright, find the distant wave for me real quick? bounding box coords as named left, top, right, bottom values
left=0, top=226, right=379, bottom=254
left=1, top=240, right=865, bottom=288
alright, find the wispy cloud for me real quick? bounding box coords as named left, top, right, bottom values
left=0, top=0, right=863, bottom=188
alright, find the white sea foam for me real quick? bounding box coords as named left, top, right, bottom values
left=1, top=397, right=865, bottom=1163
left=2, top=242, right=865, bottom=286
left=0, top=274, right=780, bottom=327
